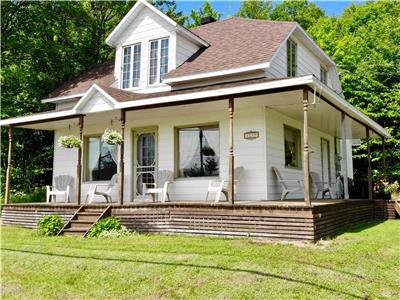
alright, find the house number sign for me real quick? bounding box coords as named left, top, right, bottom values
left=244, top=131, right=259, bottom=140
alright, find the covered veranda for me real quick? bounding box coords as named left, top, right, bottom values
left=2, top=76, right=390, bottom=207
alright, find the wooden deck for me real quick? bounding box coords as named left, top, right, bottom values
left=1, top=199, right=396, bottom=241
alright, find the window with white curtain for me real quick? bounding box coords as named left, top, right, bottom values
left=85, top=136, right=118, bottom=181
left=122, top=43, right=141, bottom=88
left=149, top=37, right=169, bottom=84
left=177, top=125, right=219, bottom=178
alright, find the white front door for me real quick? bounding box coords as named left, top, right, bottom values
left=321, top=138, right=331, bottom=184
left=133, top=128, right=157, bottom=199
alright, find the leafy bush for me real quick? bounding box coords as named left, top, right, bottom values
left=9, top=188, right=46, bottom=204
left=97, top=226, right=133, bottom=238
left=88, top=216, right=122, bottom=238
left=37, top=215, right=64, bottom=236
left=58, top=135, right=82, bottom=148
left=102, top=128, right=123, bottom=145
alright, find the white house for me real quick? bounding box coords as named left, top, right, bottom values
left=1, top=0, right=389, bottom=205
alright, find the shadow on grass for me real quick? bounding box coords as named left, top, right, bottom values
left=340, top=220, right=385, bottom=233
left=2, top=247, right=363, bottom=299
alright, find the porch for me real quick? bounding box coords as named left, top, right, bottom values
left=1, top=199, right=396, bottom=241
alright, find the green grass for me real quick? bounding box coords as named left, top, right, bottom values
left=1, top=221, right=399, bottom=299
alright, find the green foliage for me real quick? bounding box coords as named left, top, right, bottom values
left=37, top=215, right=64, bottom=236
left=270, top=0, right=325, bottom=30
left=308, top=1, right=400, bottom=182
left=58, top=135, right=82, bottom=148
left=101, top=128, right=123, bottom=145
left=88, top=216, right=122, bottom=238
left=188, top=0, right=221, bottom=28
left=236, top=0, right=272, bottom=20
left=97, top=226, right=133, bottom=238
left=152, top=0, right=187, bottom=25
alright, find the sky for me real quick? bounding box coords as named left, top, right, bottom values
left=176, top=1, right=361, bottom=19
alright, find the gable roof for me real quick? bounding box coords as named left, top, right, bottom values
left=46, top=60, right=115, bottom=99
left=106, top=0, right=208, bottom=47
left=166, top=18, right=296, bottom=80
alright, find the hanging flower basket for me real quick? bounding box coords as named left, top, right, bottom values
left=102, top=128, right=123, bottom=145
left=58, top=135, right=82, bottom=149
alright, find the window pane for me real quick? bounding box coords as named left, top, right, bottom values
left=149, top=40, right=158, bottom=85
left=178, top=126, right=219, bottom=177
left=287, top=40, right=297, bottom=77
left=132, top=44, right=141, bottom=87
left=320, top=66, right=327, bottom=84
left=86, top=137, right=118, bottom=181
left=160, top=38, right=169, bottom=82
left=291, top=42, right=297, bottom=76
left=284, top=126, right=301, bottom=169
left=287, top=40, right=291, bottom=77
left=122, top=47, right=131, bottom=88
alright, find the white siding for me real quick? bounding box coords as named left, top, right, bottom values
left=176, top=34, right=200, bottom=67
left=114, top=6, right=177, bottom=90
left=52, top=105, right=268, bottom=203
left=266, top=34, right=341, bottom=93
left=55, top=101, right=77, bottom=111
left=265, top=108, right=337, bottom=200
left=79, top=91, right=114, bottom=113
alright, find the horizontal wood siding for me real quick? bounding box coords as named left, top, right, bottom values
left=176, top=34, right=200, bottom=68
left=0, top=205, right=76, bottom=228
left=112, top=204, right=315, bottom=241
left=312, top=200, right=395, bottom=240
left=1, top=200, right=394, bottom=240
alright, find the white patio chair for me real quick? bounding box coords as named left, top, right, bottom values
left=86, top=173, right=118, bottom=203
left=272, top=167, right=303, bottom=200
left=142, top=170, right=173, bottom=202
left=206, top=167, right=244, bottom=202
left=46, top=175, right=74, bottom=203
left=310, top=172, right=334, bottom=199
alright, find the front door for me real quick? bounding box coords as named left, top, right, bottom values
left=133, top=128, right=157, bottom=199
left=321, top=138, right=331, bottom=185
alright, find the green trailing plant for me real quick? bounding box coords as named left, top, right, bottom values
left=102, top=128, right=123, bottom=145
left=37, top=215, right=64, bottom=236
left=202, top=146, right=215, bottom=156
left=88, top=216, right=122, bottom=238
left=58, top=135, right=82, bottom=148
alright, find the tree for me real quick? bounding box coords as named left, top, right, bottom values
left=188, top=0, right=221, bottom=28
left=309, top=1, right=400, bottom=183
left=236, top=0, right=272, bottom=20
left=152, top=0, right=187, bottom=25
left=270, top=0, right=325, bottom=30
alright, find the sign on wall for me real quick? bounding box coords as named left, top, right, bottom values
left=244, top=131, right=259, bottom=140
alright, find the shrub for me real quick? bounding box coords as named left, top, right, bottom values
left=9, top=188, right=46, bottom=204
left=88, top=216, right=122, bottom=238
left=37, top=215, right=64, bottom=236
left=97, top=226, right=132, bottom=238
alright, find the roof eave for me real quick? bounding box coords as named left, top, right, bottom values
left=164, top=62, right=270, bottom=84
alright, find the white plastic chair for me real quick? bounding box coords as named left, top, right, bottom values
left=310, top=172, right=334, bottom=199
left=272, top=167, right=303, bottom=200
left=86, top=173, right=118, bottom=203
left=46, top=175, right=74, bottom=203
left=206, top=167, right=244, bottom=202
left=142, top=170, right=173, bottom=202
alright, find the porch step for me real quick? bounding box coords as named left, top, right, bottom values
left=59, top=206, right=112, bottom=237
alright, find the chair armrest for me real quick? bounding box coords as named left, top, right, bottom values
left=279, top=179, right=303, bottom=183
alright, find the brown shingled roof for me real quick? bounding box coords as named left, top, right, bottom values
left=47, top=61, right=115, bottom=98
left=167, top=17, right=295, bottom=79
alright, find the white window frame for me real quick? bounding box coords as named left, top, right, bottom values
left=287, top=39, right=297, bottom=78
left=121, top=43, right=141, bottom=89
left=148, top=37, right=169, bottom=85
left=320, top=65, right=328, bottom=85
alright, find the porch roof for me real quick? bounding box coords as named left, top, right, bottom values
left=0, top=75, right=390, bottom=138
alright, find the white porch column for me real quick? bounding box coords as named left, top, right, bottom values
left=228, top=97, right=235, bottom=204
left=303, top=88, right=311, bottom=206
left=341, top=112, right=349, bottom=199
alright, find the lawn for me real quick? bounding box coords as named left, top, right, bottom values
left=1, top=221, right=399, bottom=299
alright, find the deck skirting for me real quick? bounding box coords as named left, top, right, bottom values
left=1, top=200, right=396, bottom=241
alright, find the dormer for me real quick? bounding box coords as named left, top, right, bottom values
left=106, top=0, right=208, bottom=93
